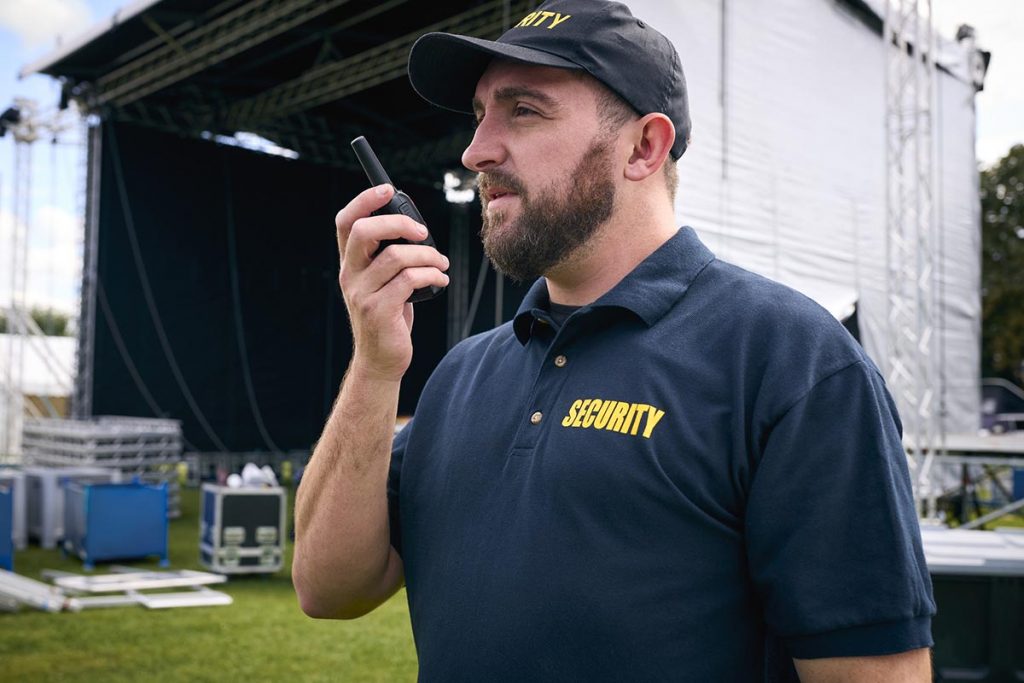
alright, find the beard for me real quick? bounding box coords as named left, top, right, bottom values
left=477, top=134, right=617, bottom=282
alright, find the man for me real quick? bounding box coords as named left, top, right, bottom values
left=293, top=1, right=936, bottom=680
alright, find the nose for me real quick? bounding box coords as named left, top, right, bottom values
left=461, top=116, right=507, bottom=173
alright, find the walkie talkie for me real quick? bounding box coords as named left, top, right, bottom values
left=351, top=136, right=445, bottom=303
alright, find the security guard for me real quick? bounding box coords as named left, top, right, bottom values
left=293, top=1, right=935, bottom=680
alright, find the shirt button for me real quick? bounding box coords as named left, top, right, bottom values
left=530, top=411, right=544, bottom=425
left=554, top=355, right=567, bottom=368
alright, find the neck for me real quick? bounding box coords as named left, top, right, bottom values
left=545, top=195, right=677, bottom=306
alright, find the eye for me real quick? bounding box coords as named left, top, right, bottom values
left=513, top=104, right=538, bottom=117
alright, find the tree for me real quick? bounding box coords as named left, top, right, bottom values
left=30, top=307, right=72, bottom=337
left=0, top=308, right=71, bottom=336
left=980, top=144, right=1024, bottom=386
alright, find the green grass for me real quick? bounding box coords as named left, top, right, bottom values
left=0, top=488, right=418, bottom=682
left=988, top=512, right=1024, bottom=529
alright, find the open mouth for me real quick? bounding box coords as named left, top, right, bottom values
left=486, top=188, right=518, bottom=205
left=478, top=174, right=523, bottom=206
left=489, top=188, right=511, bottom=200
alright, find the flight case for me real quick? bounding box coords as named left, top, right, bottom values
left=200, top=484, right=285, bottom=574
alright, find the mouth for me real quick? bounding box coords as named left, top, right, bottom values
left=477, top=173, right=524, bottom=211
left=484, top=187, right=520, bottom=212
left=486, top=187, right=516, bottom=202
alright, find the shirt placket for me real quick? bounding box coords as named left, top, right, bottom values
left=508, top=316, right=576, bottom=455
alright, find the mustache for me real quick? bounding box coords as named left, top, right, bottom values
left=477, top=171, right=527, bottom=199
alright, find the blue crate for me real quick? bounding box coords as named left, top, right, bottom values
left=0, top=485, right=12, bottom=571
left=0, top=469, right=25, bottom=549
left=63, top=482, right=168, bottom=570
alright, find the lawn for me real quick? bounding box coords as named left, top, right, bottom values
left=0, top=487, right=418, bottom=682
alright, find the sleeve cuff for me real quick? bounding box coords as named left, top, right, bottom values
left=785, top=616, right=934, bottom=659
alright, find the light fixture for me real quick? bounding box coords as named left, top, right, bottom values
left=444, top=171, right=476, bottom=204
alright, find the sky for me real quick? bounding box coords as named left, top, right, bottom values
left=0, top=0, right=1021, bottom=317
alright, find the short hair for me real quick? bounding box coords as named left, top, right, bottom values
left=589, top=78, right=678, bottom=202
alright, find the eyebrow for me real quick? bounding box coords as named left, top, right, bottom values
left=472, top=86, right=560, bottom=118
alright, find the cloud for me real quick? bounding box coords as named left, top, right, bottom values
left=932, top=0, right=1024, bottom=167
left=977, top=133, right=1023, bottom=169
left=0, top=0, right=93, bottom=50
left=0, top=205, right=81, bottom=315
left=933, top=0, right=1024, bottom=102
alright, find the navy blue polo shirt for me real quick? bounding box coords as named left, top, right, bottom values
left=388, top=227, right=935, bottom=681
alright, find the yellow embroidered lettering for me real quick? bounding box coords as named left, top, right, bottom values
left=571, top=399, right=591, bottom=427
left=643, top=408, right=666, bottom=438
left=629, top=405, right=651, bottom=436
left=532, top=10, right=555, bottom=27
left=582, top=399, right=602, bottom=428
left=516, top=12, right=537, bottom=28
left=618, top=403, right=641, bottom=434
left=593, top=401, right=615, bottom=429
left=560, top=397, right=665, bottom=438
left=548, top=13, right=572, bottom=29
left=562, top=399, right=582, bottom=427
left=606, top=402, right=630, bottom=432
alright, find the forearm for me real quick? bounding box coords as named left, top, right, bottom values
left=292, top=361, right=404, bottom=619
left=794, top=648, right=932, bottom=682
left=294, top=182, right=446, bottom=618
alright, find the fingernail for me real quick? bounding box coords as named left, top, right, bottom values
left=376, top=184, right=391, bottom=195
left=417, top=225, right=428, bottom=237
left=442, top=255, right=450, bottom=268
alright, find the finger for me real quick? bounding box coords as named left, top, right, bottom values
left=359, top=244, right=449, bottom=294
left=375, top=266, right=450, bottom=309
left=345, top=214, right=431, bottom=270
left=335, top=184, right=394, bottom=257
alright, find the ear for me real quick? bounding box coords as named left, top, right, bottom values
left=624, top=113, right=675, bottom=183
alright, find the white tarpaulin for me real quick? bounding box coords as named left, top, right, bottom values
left=632, top=0, right=981, bottom=433
left=0, top=334, right=75, bottom=397
left=0, top=334, right=75, bottom=457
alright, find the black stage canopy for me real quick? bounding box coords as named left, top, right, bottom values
left=26, top=0, right=535, bottom=453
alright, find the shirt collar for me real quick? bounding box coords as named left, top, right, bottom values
left=512, top=226, right=715, bottom=345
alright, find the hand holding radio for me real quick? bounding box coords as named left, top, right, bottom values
left=351, top=136, right=445, bottom=303
left=334, top=137, right=449, bottom=381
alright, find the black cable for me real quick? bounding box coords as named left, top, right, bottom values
left=106, top=122, right=228, bottom=452
left=462, top=252, right=491, bottom=339
left=96, top=279, right=199, bottom=452
left=223, top=158, right=281, bottom=453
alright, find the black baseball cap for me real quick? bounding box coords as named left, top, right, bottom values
left=408, top=0, right=691, bottom=158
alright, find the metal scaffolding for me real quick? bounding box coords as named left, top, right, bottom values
left=2, top=100, right=37, bottom=458
left=0, top=101, right=79, bottom=458
left=94, top=0, right=355, bottom=108
left=70, top=0, right=530, bottom=152
left=72, top=121, right=101, bottom=420
left=225, top=0, right=529, bottom=125
left=31, top=0, right=530, bottom=197
left=883, top=0, right=942, bottom=516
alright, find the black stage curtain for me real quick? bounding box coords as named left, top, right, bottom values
left=93, top=122, right=479, bottom=452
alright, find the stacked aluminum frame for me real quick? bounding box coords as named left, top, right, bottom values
left=22, top=416, right=182, bottom=469
left=21, top=416, right=184, bottom=518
